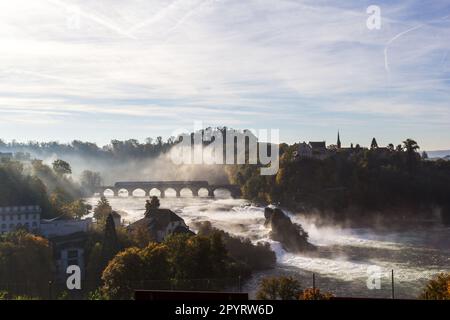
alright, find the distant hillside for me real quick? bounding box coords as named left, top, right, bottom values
left=426, top=150, right=450, bottom=159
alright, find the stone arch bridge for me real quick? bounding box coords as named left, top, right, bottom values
left=95, top=181, right=241, bottom=198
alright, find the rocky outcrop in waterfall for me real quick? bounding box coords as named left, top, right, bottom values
left=264, top=207, right=315, bottom=253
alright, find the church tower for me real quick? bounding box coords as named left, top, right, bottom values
left=337, top=130, right=341, bottom=149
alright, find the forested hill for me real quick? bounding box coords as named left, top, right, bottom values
left=227, top=140, right=450, bottom=224
left=0, top=159, right=89, bottom=219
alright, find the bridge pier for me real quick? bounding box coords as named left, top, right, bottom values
left=175, top=189, right=181, bottom=198
left=207, top=188, right=214, bottom=198
left=160, top=190, right=165, bottom=198
left=192, top=188, right=199, bottom=197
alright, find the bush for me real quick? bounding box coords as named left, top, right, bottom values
left=256, top=276, right=302, bottom=300
left=420, top=273, right=450, bottom=300
left=299, top=288, right=334, bottom=300
left=196, top=221, right=276, bottom=270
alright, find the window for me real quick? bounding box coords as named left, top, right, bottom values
left=68, top=250, right=79, bottom=259
left=18, top=214, right=21, bottom=220
left=67, top=250, right=79, bottom=266
left=25, top=214, right=29, bottom=219
left=1, top=224, right=5, bottom=229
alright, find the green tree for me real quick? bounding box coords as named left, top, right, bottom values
left=52, top=159, right=72, bottom=176
left=403, top=139, right=420, bottom=174
left=80, top=170, right=102, bottom=194
left=85, top=242, right=104, bottom=290
left=101, top=214, right=119, bottom=266
left=61, top=199, right=91, bottom=219
left=148, top=196, right=160, bottom=209
left=370, top=138, right=378, bottom=150
left=94, top=196, right=112, bottom=225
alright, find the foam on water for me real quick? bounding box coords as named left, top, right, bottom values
left=85, top=195, right=450, bottom=298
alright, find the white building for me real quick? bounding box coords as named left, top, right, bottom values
left=0, top=205, right=41, bottom=234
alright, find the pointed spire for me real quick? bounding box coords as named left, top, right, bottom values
left=337, top=130, right=341, bottom=149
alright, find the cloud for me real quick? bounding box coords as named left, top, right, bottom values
left=0, top=0, right=449, bottom=148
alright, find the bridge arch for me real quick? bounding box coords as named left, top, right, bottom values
left=117, top=188, right=129, bottom=197
left=213, top=188, right=232, bottom=198
left=180, top=188, right=194, bottom=197
left=103, top=188, right=115, bottom=197
left=149, top=188, right=161, bottom=197
left=164, top=188, right=177, bottom=198
left=197, top=188, right=209, bottom=197
left=132, top=188, right=146, bottom=197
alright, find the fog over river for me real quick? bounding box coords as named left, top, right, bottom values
left=85, top=192, right=450, bottom=299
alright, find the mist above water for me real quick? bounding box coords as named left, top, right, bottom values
left=85, top=193, right=450, bottom=299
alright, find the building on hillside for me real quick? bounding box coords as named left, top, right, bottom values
left=128, top=208, right=194, bottom=242
left=50, top=232, right=88, bottom=282
left=294, top=141, right=329, bottom=160
left=309, top=141, right=328, bottom=159
left=0, top=152, right=13, bottom=162
left=296, top=142, right=313, bottom=158
left=0, top=205, right=41, bottom=234
left=0, top=205, right=93, bottom=281
left=40, top=216, right=93, bottom=281
left=40, top=216, right=92, bottom=238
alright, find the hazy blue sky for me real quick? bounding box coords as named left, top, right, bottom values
left=1, top=0, right=449, bottom=150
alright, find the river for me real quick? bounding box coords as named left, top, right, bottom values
left=85, top=192, right=450, bottom=299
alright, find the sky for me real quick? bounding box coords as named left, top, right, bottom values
left=0, top=0, right=450, bottom=150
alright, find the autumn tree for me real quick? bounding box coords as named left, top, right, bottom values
left=299, top=288, right=334, bottom=300
left=101, top=243, right=170, bottom=300
left=256, top=276, right=302, bottom=300
left=0, top=231, right=53, bottom=298
left=420, top=273, right=450, bottom=300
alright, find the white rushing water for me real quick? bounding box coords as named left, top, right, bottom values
left=85, top=193, right=450, bottom=299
